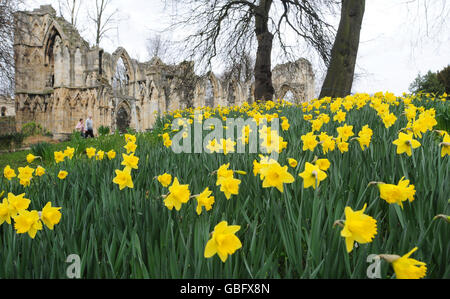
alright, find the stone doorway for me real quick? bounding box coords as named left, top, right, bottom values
left=117, top=106, right=130, bottom=134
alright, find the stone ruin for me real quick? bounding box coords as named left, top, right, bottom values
left=0, top=95, right=15, bottom=117
left=14, top=5, right=315, bottom=140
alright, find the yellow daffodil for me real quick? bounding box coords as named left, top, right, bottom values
left=121, top=153, right=139, bottom=170
left=107, top=150, right=116, bottom=160
left=54, top=151, right=65, bottom=164
left=337, top=139, right=349, bottom=153
left=14, top=210, right=43, bottom=239
left=216, top=164, right=234, bottom=186
left=337, top=124, right=355, bottom=142
left=157, top=173, right=172, bottom=188
left=311, top=118, right=323, bottom=132
left=219, top=176, right=241, bottom=200
left=163, top=138, right=172, bottom=148
left=40, top=202, right=62, bottom=230
left=64, top=147, right=75, bottom=160
left=3, top=165, right=16, bottom=180
left=124, top=142, right=137, bottom=154
left=86, top=147, right=96, bottom=159
left=0, top=198, right=13, bottom=225
left=206, top=139, right=221, bottom=153
left=18, top=166, right=34, bottom=183
left=288, top=158, right=298, bottom=168
left=338, top=204, right=377, bottom=253
left=164, top=177, right=190, bottom=211
left=377, top=177, right=415, bottom=208
left=379, top=247, right=427, bottom=279
left=392, top=132, right=421, bottom=156
left=7, top=193, right=30, bottom=218
left=357, top=125, right=373, bottom=151
left=259, top=161, right=295, bottom=193
left=381, top=112, right=397, bottom=128
left=113, top=167, right=134, bottom=190
left=299, top=162, right=327, bottom=189
left=333, top=110, right=346, bottom=123
left=281, top=119, right=290, bottom=131
left=35, top=166, right=45, bottom=177
left=26, top=154, right=37, bottom=164
left=204, top=221, right=242, bottom=263
left=58, top=171, right=68, bottom=180
left=219, top=138, right=236, bottom=155
left=195, top=187, right=215, bottom=215
left=125, top=134, right=136, bottom=144
left=301, top=132, right=318, bottom=152
left=96, top=150, right=105, bottom=161
left=319, top=132, right=336, bottom=154
left=315, top=159, right=330, bottom=171
left=440, top=133, right=450, bottom=157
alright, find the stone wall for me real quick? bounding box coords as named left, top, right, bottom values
left=0, top=116, right=17, bottom=134
left=14, top=5, right=316, bottom=140
left=0, top=95, right=15, bottom=117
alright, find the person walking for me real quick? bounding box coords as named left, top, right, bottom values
left=75, top=118, right=86, bottom=138
left=85, top=115, right=94, bottom=138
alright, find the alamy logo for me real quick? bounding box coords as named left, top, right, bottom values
left=66, top=254, right=81, bottom=279
left=366, top=254, right=381, bottom=279
left=169, top=111, right=284, bottom=161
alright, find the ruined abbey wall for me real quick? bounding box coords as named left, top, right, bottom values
left=14, top=5, right=315, bottom=140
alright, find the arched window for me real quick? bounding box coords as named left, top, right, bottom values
left=205, top=79, right=214, bottom=107
left=44, top=28, right=62, bottom=87
left=116, top=103, right=131, bottom=134
left=284, top=90, right=295, bottom=103
left=1, top=107, right=6, bottom=117
left=227, top=83, right=236, bottom=105
left=113, top=57, right=129, bottom=96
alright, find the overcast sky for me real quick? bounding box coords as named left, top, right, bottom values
left=25, top=0, right=450, bottom=97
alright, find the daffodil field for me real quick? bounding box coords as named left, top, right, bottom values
left=0, top=92, right=449, bottom=279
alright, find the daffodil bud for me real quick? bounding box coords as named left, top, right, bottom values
left=433, top=214, right=450, bottom=223
left=333, top=220, right=345, bottom=228
left=378, top=254, right=401, bottom=263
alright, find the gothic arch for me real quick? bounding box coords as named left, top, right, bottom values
left=205, top=72, right=220, bottom=108
left=227, top=80, right=238, bottom=106
left=43, top=24, right=65, bottom=87
left=31, top=19, right=42, bottom=44
left=22, top=96, right=31, bottom=111
left=31, top=48, right=42, bottom=65
left=62, top=96, right=73, bottom=132
left=34, top=96, right=44, bottom=112
left=43, top=23, right=65, bottom=65
left=111, top=47, right=135, bottom=83
left=70, top=92, right=82, bottom=107
left=278, top=84, right=298, bottom=103
left=135, top=105, right=141, bottom=126
left=116, top=100, right=132, bottom=133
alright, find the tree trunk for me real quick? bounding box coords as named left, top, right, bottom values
left=319, top=0, right=365, bottom=99
left=254, top=0, right=274, bottom=102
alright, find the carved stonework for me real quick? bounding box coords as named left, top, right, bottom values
left=14, top=5, right=315, bottom=140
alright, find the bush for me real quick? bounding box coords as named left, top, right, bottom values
left=98, top=126, right=111, bottom=136
left=21, top=122, right=44, bottom=137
